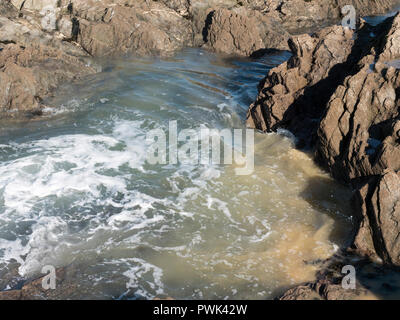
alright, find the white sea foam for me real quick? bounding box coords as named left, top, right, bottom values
left=0, top=119, right=156, bottom=275
left=0, top=49, right=350, bottom=299
left=122, top=258, right=165, bottom=298
left=0, top=115, right=230, bottom=280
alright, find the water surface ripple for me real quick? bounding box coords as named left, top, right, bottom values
left=0, top=49, right=352, bottom=299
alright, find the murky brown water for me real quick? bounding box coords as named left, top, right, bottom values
left=0, top=49, right=353, bottom=299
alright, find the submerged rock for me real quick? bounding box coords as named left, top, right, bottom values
left=278, top=250, right=400, bottom=300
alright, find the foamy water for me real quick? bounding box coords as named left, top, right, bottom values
left=0, top=49, right=353, bottom=299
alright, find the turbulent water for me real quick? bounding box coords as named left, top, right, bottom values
left=0, top=49, right=353, bottom=299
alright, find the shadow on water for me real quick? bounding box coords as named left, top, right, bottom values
left=272, top=173, right=400, bottom=300
left=299, top=175, right=354, bottom=245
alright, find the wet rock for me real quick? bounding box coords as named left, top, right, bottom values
left=279, top=280, right=367, bottom=300
left=204, top=7, right=290, bottom=56
left=277, top=253, right=371, bottom=300
left=278, top=251, right=400, bottom=300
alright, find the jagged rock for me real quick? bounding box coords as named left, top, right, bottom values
left=203, top=7, right=289, bottom=56
left=0, top=43, right=96, bottom=117
left=279, top=280, right=367, bottom=300
left=246, top=25, right=356, bottom=144
left=316, top=15, right=400, bottom=183
left=5, top=0, right=400, bottom=58
left=247, top=10, right=400, bottom=297
left=64, top=0, right=194, bottom=57
left=247, top=12, right=400, bottom=179
left=277, top=253, right=371, bottom=300
left=316, top=63, right=400, bottom=182
left=354, top=171, right=400, bottom=265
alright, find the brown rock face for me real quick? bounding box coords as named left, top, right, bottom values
left=0, top=0, right=98, bottom=117
left=68, top=0, right=194, bottom=57
left=316, top=14, right=400, bottom=182
left=247, top=25, right=356, bottom=144
left=248, top=14, right=400, bottom=181
left=204, top=7, right=289, bottom=56
left=247, top=10, right=400, bottom=298
left=354, top=171, right=400, bottom=265
left=317, top=66, right=400, bottom=182
left=0, top=43, right=96, bottom=117
left=7, top=0, right=399, bottom=59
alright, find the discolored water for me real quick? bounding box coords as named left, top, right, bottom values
left=0, top=49, right=353, bottom=299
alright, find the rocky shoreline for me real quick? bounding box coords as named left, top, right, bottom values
left=1, top=0, right=400, bottom=300
left=1, top=0, right=399, bottom=118
left=247, top=8, right=400, bottom=299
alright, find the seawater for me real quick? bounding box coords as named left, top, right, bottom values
left=0, top=49, right=353, bottom=299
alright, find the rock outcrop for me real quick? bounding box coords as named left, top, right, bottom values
left=6, top=0, right=400, bottom=58
left=247, top=7, right=400, bottom=299
left=247, top=25, right=356, bottom=145
left=315, top=26, right=400, bottom=182
left=247, top=12, right=400, bottom=186
left=1, top=0, right=400, bottom=117
left=0, top=43, right=96, bottom=117
left=203, top=7, right=290, bottom=55
left=353, top=171, right=400, bottom=265
left=66, top=0, right=194, bottom=57
left=0, top=0, right=96, bottom=118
